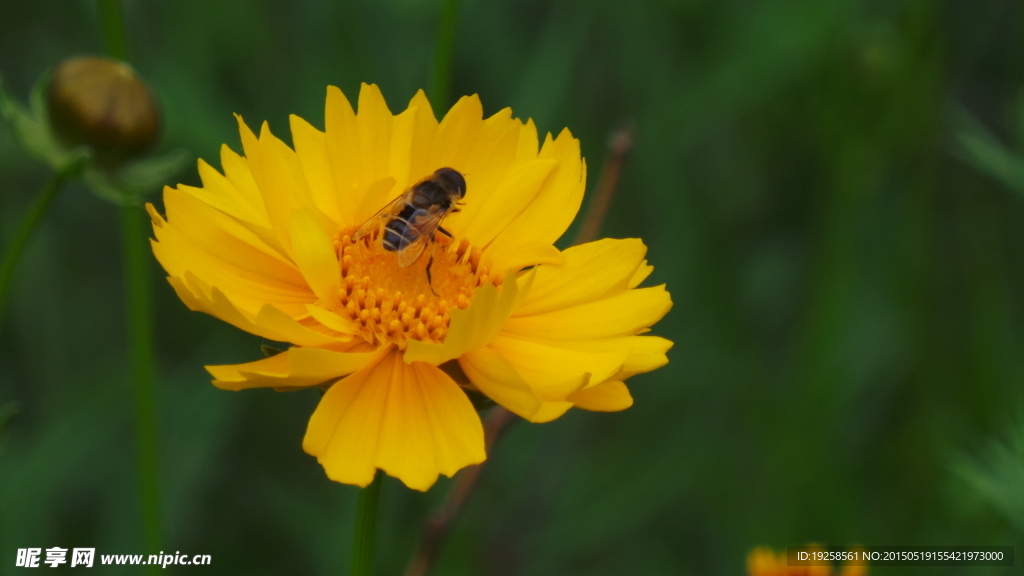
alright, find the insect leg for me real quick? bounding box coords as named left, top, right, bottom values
left=438, top=226, right=453, bottom=238
left=426, top=244, right=439, bottom=297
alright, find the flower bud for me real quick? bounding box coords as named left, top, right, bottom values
left=47, top=56, right=160, bottom=165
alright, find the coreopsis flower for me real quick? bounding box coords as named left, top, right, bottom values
left=149, top=83, right=672, bottom=490
left=747, top=547, right=866, bottom=576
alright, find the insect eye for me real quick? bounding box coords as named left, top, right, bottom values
left=452, top=173, right=467, bottom=197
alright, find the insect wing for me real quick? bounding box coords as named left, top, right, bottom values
left=396, top=209, right=445, bottom=267
left=353, top=193, right=409, bottom=240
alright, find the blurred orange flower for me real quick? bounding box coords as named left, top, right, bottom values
left=748, top=547, right=867, bottom=576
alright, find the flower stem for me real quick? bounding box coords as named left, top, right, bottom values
left=0, top=167, right=75, bottom=325
left=428, top=0, right=461, bottom=112
left=121, top=205, right=163, bottom=559
left=351, top=471, right=384, bottom=576
left=98, top=0, right=127, bottom=60
left=97, top=0, right=163, bottom=563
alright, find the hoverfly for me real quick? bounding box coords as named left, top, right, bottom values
left=353, top=167, right=467, bottom=290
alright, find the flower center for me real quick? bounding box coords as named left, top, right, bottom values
left=333, top=227, right=502, bottom=348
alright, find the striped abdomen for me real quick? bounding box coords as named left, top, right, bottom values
left=381, top=202, right=423, bottom=252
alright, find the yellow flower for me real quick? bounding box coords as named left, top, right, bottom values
left=148, top=83, right=672, bottom=490
left=747, top=547, right=867, bottom=576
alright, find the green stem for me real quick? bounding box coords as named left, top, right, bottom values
left=0, top=168, right=74, bottom=325
left=121, top=205, right=163, bottom=558
left=98, top=0, right=128, bottom=60
left=351, top=471, right=384, bottom=576
left=97, top=0, right=163, bottom=562
left=428, top=0, right=461, bottom=112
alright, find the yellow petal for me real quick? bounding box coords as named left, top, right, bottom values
left=503, top=285, right=672, bottom=341
left=185, top=157, right=267, bottom=227
left=154, top=187, right=292, bottom=278
left=629, top=259, right=654, bottom=289
left=391, top=90, right=438, bottom=191
left=234, top=116, right=301, bottom=258
left=208, top=346, right=378, bottom=390
left=486, top=242, right=562, bottom=276
left=353, top=176, right=399, bottom=227
left=324, top=86, right=360, bottom=224
left=251, top=298, right=343, bottom=347
left=459, top=344, right=582, bottom=424
left=530, top=400, right=576, bottom=423
left=517, top=118, right=539, bottom=160
left=167, top=273, right=251, bottom=330
left=429, top=94, right=484, bottom=171
left=169, top=272, right=340, bottom=347
left=214, top=144, right=284, bottom=253
left=234, top=114, right=266, bottom=190
left=456, top=159, right=557, bottom=248
left=303, top=350, right=485, bottom=491
left=458, top=346, right=541, bottom=419
left=153, top=234, right=311, bottom=319
left=463, top=107, right=521, bottom=201
left=356, top=83, right=393, bottom=189
left=306, top=304, right=358, bottom=335
left=513, top=238, right=648, bottom=317
left=290, top=209, right=342, bottom=310
left=216, top=144, right=271, bottom=225
left=258, top=121, right=332, bottom=256
left=290, top=114, right=344, bottom=225
left=440, top=107, right=525, bottom=238
left=150, top=188, right=314, bottom=318
left=488, top=333, right=627, bottom=399
left=546, top=335, right=673, bottom=380
left=569, top=381, right=633, bottom=412
left=404, top=269, right=528, bottom=366
left=486, top=129, right=585, bottom=253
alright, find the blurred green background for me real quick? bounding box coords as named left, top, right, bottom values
left=3, top=0, right=1024, bottom=574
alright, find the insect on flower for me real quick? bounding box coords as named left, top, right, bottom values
left=149, top=84, right=673, bottom=491
left=353, top=167, right=467, bottom=293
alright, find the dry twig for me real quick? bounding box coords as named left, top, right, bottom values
left=574, top=124, right=634, bottom=245
left=403, top=407, right=516, bottom=576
